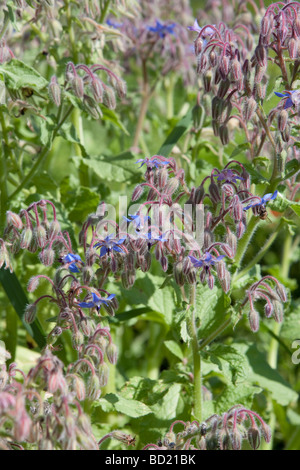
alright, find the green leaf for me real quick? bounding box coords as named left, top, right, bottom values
left=215, top=383, right=261, bottom=414
left=158, top=108, right=193, bottom=157
left=234, top=343, right=298, bottom=406
left=0, top=59, right=48, bottom=91
left=196, top=284, right=229, bottom=339
left=164, top=340, right=184, bottom=360
left=281, top=306, right=300, bottom=341
left=100, top=106, right=129, bottom=134
left=67, top=187, right=100, bottom=222
left=204, top=344, right=250, bottom=385
left=103, top=393, right=153, bottom=418
left=243, top=163, right=269, bottom=184
left=0, top=268, right=46, bottom=349
left=230, top=142, right=251, bottom=158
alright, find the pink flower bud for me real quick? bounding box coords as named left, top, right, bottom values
left=48, top=219, right=61, bottom=239
left=247, top=426, right=261, bottom=450
left=248, top=308, right=260, bottom=332
left=72, top=75, right=85, bottom=99
left=87, top=374, right=101, bottom=400
left=106, top=342, right=118, bottom=365
left=27, top=276, right=40, bottom=293
left=39, top=248, right=55, bottom=266
left=273, top=301, right=284, bottom=323
left=132, top=185, right=144, bottom=202
left=90, top=78, right=104, bottom=103
left=98, top=362, right=109, bottom=387
left=6, top=211, right=23, bottom=230
left=20, top=227, right=33, bottom=249
left=103, top=86, right=116, bottom=109
left=35, top=225, right=47, bottom=248
left=24, top=303, right=37, bottom=324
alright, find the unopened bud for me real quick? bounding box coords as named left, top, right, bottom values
left=24, top=303, right=37, bottom=324
left=273, top=301, right=284, bottom=323
left=90, top=78, right=104, bottom=103
left=164, top=178, right=179, bottom=195
left=48, top=76, right=61, bottom=107
left=40, top=248, right=55, bottom=266
left=276, top=283, right=287, bottom=302
left=83, top=95, right=103, bottom=119
left=6, top=211, right=23, bottom=230
left=48, top=219, right=61, bottom=239
left=106, top=342, right=118, bottom=365
left=243, top=96, right=257, bottom=121
left=248, top=426, right=261, bottom=450
left=248, top=308, right=260, bottom=332
left=27, top=276, right=40, bottom=293
left=72, top=75, right=84, bottom=99
left=20, top=227, right=33, bottom=249
left=219, top=125, right=229, bottom=145
left=132, top=185, right=144, bottom=202
left=72, top=330, right=84, bottom=350
left=87, top=374, right=101, bottom=400
left=98, top=361, right=109, bottom=387
left=103, top=86, right=116, bottom=109
left=35, top=225, right=47, bottom=248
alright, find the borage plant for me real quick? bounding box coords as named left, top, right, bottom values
left=0, top=0, right=300, bottom=452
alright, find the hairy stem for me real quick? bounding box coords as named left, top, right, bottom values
left=187, top=284, right=202, bottom=422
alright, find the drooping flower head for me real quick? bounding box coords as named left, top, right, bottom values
left=214, top=169, right=244, bottom=184
left=77, top=292, right=116, bottom=312
left=274, top=90, right=300, bottom=109
left=60, top=253, right=84, bottom=273
left=94, top=235, right=126, bottom=257
left=189, top=252, right=225, bottom=270
left=244, top=191, right=278, bottom=211
left=147, top=20, right=177, bottom=38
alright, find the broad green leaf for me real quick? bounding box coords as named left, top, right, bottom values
left=100, top=106, right=129, bottom=134
left=196, top=284, right=229, bottom=339
left=67, top=187, right=100, bottom=222
left=103, top=393, right=153, bottom=418
left=203, top=344, right=250, bottom=385
left=234, top=343, right=298, bottom=406
left=215, top=383, right=261, bottom=414
left=230, top=142, right=251, bottom=158
left=164, top=340, right=184, bottom=360
left=0, top=59, right=48, bottom=91
left=281, top=306, right=300, bottom=340
left=158, top=108, right=193, bottom=157
left=243, top=163, right=269, bottom=184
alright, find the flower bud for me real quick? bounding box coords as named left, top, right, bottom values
left=106, top=342, right=118, bottom=365
left=90, top=78, right=104, bottom=103
left=48, top=76, right=61, bottom=107
left=243, top=96, right=257, bottom=121
left=24, top=303, right=37, bottom=324
left=219, top=125, right=229, bottom=145
left=72, top=75, right=84, bottom=99
left=248, top=308, right=260, bottom=332
left=27, top=276, right=40, bottom=293
left=115, top=79, right=127, bottom=99
left=273, top=301, right=284, bottom=323
left=264, top=302, right=273, bottom=318
left=217, top=78, right=230, bottom=99
left=6, top=211, right=23, bottom=230
left=35, top=225, right=47, bottom=248
left=98, top=361, right=110, bottom=387
left=277, top=109, right=288, bottom=132
left=39, top=248, right=55, bottom=266
left=276, top=283, right=287, bottom=302
left=87, top=374, right=101, bottom=400
left=103, top=86, right=116, bottom=109
left=164, top=178, right=179, bottom=196
left=20, top=227, right=33, bottom=249
left=48, top=219, right=61, bottom=239
left=248, top=426, right=261, bottom=450
left=209, top=180, right=221, bottom=204
left=132, top=185, right=144, bottom=202
left=72, top=330, right=84, bottom=350
left=83, top=95, right=103, bottom=119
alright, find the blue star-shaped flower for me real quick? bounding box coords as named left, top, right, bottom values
left=61, top=253, right=83, bottom=273
left=274, top=90, right=300, bottom=109
left=189, top=252, right=225, bottom=268
left=78, top=292, right=116, bottom=311
left=244, top=190, right=278, bottom=211
left=123, top=213, right=150, bottom=230
left=147, top=20, right=177, bottom=38
left=136, top=157, right=170, bottom=169
left=94, top=235, right=126, bottom=257
left=214, top=169, right=244, bottom=184
left=106, top=18, right=123, bottom=29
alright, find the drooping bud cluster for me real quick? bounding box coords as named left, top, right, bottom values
left=0, top=343, right=133, bottom=450
left=65, top=62, right=126, bottom=118
left=143, top=405, right=271, bottom=450
left=241, top=276, right=288, bottom=332
left=189, top=2, right=300, bottom=153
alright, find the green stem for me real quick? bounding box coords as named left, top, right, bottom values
left=71, top=107, right=89, bottom=186
left=187, top=284, right=202, bottom=422
left=234, top=216, right=260, bottom=269
left=234, top=220, right=283, bottom=282
left=8, top=105, right=73, bottom=202
left=262, top=233, right=292, bottom=450
left=132, top=60, right=152, bottom=148
left=0, top=110, right=9, bottom=232
left=99, top=0, right=111, bottom=23
left=198, top=317, right=232, bottom=352
left=0, top=16, right=10, bottom=42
